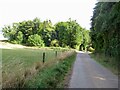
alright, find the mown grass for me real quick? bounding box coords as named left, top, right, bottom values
left=2, top=48, right=75, bottom=88
left=90, top=53, right=119, bottom=75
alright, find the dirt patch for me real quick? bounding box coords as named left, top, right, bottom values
left=0, top=42, right=53, bottom=50
left=64, top=68, right=73, bottom=88
left=0, top=42, right=26, bottom=49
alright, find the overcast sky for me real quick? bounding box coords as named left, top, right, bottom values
left=0, top=0, right=97, bottom=40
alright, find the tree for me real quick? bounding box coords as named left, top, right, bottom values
left=54, top=19, right=90, bottom=49
left=40, top=20, right=54, bottom=46
left=2, top=17, right=91, bottom=50
left=90, top=2, right=120, bottom=60
left=55, top=22, right=68, bottom=47
left=2, top=25, right=16, bottom=41
left=66, top=19, right=84, bottom=49
left=16, top=31, right=23, bottom=44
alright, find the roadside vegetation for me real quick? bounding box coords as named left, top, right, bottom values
left=90, top=2, right=120, bottom=75
left=1, top=16, right=92, bottom=88
left=2, top=47, right=76, bottom=88
left=1, top=17, right=91, bottom=88
left=24, top=52, right=76, bottom=88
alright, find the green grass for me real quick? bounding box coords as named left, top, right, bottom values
left=2, top=48, right=75, bottom=88
left=2, top=48, right=62, bottom=74
left=1, top=48, right=65, bottom=87
left=2, top=48, right=61, bottom=68
left=24, top=52, right=76, bottom=88
left=90, top=53, right=119, bottom=75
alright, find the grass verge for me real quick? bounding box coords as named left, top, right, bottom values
left=24, top=52, right=76, bottom=88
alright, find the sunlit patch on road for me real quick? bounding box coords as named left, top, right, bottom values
left=93, top=76, right=106, bottom=81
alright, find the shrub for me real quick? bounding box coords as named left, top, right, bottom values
left=87, top=47, right=95, bottom=52
left=50, top=39, right=59, bottom=47
left=28, top=34, right=44, bottom=47
left=16, top=31, right=23, bottom=44
left=10, top=31, right=23, bottom=44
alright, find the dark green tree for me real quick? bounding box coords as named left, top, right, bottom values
left=90, top=2, right=120, bottom=60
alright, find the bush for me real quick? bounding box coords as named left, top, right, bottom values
left=10, top=31, right=23, bottom=44
left=50, top=39, right=59, bottom=47
left=87, top=47, right=95, bottom=52
left=16, top=31, right=23, bottom=44
left=28, top=34, right=44, bottom=47
left=11, top=40, right=18, bottom=44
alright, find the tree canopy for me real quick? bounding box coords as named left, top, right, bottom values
left=2, top=18, right=90, bottom=50
left=90, top=2, right=120, bottom=60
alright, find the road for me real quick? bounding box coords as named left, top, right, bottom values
left=69, top=51, right=118, bottom=88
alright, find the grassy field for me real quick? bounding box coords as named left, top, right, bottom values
left=2, top=48, right=61, bottom=69
left=1, top=48, right=75, bottom=88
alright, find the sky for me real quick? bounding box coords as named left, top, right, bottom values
left=0, top=0, right=97, bottom=40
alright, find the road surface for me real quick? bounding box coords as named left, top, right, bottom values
left=69, top=51, right=118, bottom=88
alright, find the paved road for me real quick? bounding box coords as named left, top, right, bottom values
left=69, top=51, right=118, bottom=88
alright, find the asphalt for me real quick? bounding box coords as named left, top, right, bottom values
left=69, top=51, right=118, bottom=88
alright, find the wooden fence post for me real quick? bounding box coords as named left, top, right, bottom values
left=43, top=52, right=45, bottom=63
left=55, top=51, right=57, bottom=57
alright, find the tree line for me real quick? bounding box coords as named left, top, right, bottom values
left=90, top=2, right=120, bottom=60
left=2, top=18, right=90, bottom=50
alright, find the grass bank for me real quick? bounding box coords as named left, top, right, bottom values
left=24, top=52, right=76, bottom=88
left=90, top=53, right=119, bottom=75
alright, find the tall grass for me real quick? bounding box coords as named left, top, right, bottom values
left=24, top=52, right=76, bottom=88
left=2, top=48, right=75, bottom=88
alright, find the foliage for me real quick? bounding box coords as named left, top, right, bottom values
left=50, top=39, right=59, bottom=47
left=28, top=34, right=44, bottom=47
left=2, top=18, right=91, bottom=50
left=54, top=19, right=90, bottom=50
left=24, top=52, right=76, bottom=88
left=16, top=31, right=23, bottom=44
left=90, top=2, right=120, bottom=60
left=2, top=25, right=16, bottom=41
left=40, top=20, right=54, bottom=46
